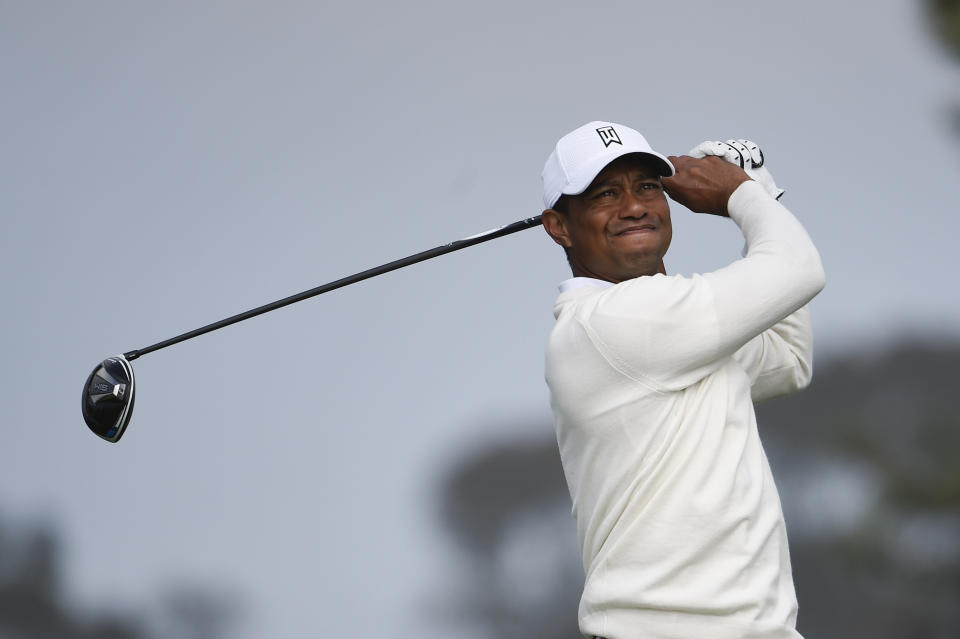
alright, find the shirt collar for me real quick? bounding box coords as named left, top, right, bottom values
left=558, top=277, right=615, bottom=293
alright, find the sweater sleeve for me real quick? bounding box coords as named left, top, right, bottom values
left=576, top=180, right=825, bottom=392
left=733, top=305, right=814, bottom=402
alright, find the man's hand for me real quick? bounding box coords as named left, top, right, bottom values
left=661, top=155, right=752, bottom=217
left=688, top=139, right=785, bottom=200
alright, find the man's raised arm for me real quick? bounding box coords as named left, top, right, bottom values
left=664, top=155, right=825, bottom=367
left=577, top=154, right=825, bottom=391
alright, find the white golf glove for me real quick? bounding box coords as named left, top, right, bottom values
left=687, top=139, right=785, bottom=200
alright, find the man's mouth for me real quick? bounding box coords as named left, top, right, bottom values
left=614, top=224, right=657, bottom=236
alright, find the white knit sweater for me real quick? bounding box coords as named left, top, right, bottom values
left=545, top=180, right=826, bottom=639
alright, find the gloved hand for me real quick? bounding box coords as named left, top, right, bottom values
left=687, top=139, right=785, bottom=200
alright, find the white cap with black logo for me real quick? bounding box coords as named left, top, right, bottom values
left=541, top=121, right=675, bottom=210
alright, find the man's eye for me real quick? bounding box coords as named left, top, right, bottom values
left=640, top=183, right=661, bottom=191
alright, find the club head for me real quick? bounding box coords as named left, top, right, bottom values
left=82, top=355, right=136, bottom=443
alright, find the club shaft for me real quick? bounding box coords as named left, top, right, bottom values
left=123, top=215, right=543, bottom=361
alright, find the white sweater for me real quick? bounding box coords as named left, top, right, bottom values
left=545, top=181, right=826, bottom=639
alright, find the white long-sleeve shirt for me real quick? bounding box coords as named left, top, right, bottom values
left=545, top=180, right=826, bottom=639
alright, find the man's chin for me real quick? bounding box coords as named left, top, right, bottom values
left=571, top=253, right=666, bottom=282
left=622, top=252, right=665, bottom=277
left=606, top=260, right=664, bottom=282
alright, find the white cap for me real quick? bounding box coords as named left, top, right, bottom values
left=541, top=121, right=675, bottom=210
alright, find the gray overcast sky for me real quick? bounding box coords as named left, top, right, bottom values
left=2, top=1, right=958, bottom=636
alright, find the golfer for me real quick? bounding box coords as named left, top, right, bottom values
left=541, top=121, right=825, bottom=639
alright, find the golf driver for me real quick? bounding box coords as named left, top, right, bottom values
left=82, top=215, right=543, bottom=442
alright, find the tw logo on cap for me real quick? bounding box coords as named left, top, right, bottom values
left=596, top=126, right=622, bottom=147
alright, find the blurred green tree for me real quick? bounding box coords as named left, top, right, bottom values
left=927, top=0, right=960, bottom=60
left=438, top=342, right=960, bottom=639
left=0, top=516, right=243, bottom=639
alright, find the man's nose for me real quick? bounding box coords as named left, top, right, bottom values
left=620, top=191, right=647, bottom=217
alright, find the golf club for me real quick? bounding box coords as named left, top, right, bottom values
left=82, top=214, right=544, bottom=443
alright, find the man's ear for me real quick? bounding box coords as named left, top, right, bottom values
left=542, top=208, right=572, bottom=248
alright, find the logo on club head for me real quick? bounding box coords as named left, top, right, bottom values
left=596, top=126, right=622, bottom=147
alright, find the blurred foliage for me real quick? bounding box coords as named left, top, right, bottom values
left=926, top=0, right=960, bottom=141
left=927, top=0, right=960, bottom=61
left=0, top=521, right=143, bottom=639
left=0, top=518, right=241, bottom=639
left=758, top=342, right=960, bottom=638
left=438, top=341, right=960, bottom=639
left=438, top=438, right=582, bottom=639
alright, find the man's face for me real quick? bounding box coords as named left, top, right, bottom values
left=543, top=154, right=672, bottom=283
